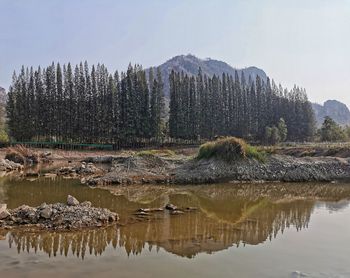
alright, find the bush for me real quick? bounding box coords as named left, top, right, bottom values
left=0, top=130, right=9, bottom=143
left=197, top=137, right=265, bottom=162
left=246, top=145, right=266, bottom=162
left=320, top=116, right=346, bottom=142
left=5, top=145, right=39, bottom=164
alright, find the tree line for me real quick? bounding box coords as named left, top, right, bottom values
left=169, top=69, right=315, bottom=142
left=318, top=116, right=350, bottom=142
left=7, top=62, right=164, bottom=143
left=7, top=62, right=316, bottom=145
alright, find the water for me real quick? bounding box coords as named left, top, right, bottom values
left=0, top=177, right=350, bottom=277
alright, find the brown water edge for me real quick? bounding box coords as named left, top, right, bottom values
left=1, top=177, right=350, bottom=261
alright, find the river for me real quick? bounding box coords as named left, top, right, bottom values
left=0, top=177, right=349, bottom=278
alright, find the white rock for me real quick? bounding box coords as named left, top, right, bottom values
left=0, top=208, right=10, bottom=220
left=0, top=204, right=7, bottom=214
left=67, top=195, right=79, bottom=206
left=40, top=207, right=52, bottom=219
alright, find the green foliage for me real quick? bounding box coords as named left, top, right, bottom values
left=7, top=62, right=165, bottom=144
left=264, top=118, right=288, bottom=145
left=7, top=61, right=315, bottom=145
left=245, top=145, right=266, bottom=162
left=264, top=126, right=280, bottom=145
left=169, top=69, right=315, bottom=142
left=320, top=116, right=346, bottom=142
left=197, top=137, right=265, bottom=162
left=0, top=129, right=9, bottom=143
left=277, top=118, right=288, bottom=142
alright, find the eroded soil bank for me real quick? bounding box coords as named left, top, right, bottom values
left=58, top=152, right=350, bottom=185
left=2, top=147, right=350, bottom=185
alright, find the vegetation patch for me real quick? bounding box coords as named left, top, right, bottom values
left=5, top=145, right=39, bottom=165
left=197, top=137, right=266, bottom=162
left=136, top=149, right=176, bottom=157
left=246, top=145, right=266, bottom=162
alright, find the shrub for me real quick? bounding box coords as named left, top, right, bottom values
left=5, top=145, right=39, bottom=164
left=245, top=145, right=266, bottom=162
left=0, top=130, right=9, bottom=143
left=197, top=137, right=266, bottom=162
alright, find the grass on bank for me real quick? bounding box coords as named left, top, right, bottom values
left=5, top=145, right=39, bottom=164
left=136, top=149, right=176, bottom=157
left=197, top=137, right=266, bottom=162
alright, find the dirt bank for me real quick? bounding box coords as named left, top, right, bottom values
left=2, top=146, right=350, bottom=184
left=73, top=153, right=350, bottom=185
left=175, top=154, right=350, bottom=184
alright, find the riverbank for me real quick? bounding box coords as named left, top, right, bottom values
left=54, top=152, right=350, bottom=185
left=2, top=143, right=350, bottom=184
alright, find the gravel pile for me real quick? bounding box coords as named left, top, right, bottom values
left=0, top=195, right=118, bottom=230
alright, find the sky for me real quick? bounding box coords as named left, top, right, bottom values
left=0, top=0, right=349, bottom=106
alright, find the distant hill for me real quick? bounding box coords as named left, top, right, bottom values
left=148, top=54, right=267, bottom=97
left=312, top=100, right=350, bottom=126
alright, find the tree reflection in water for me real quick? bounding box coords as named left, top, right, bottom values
left=1, top=180, right=350, bottom=259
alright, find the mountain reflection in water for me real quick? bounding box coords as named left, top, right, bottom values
left=0, top=177, right=350, bottom=259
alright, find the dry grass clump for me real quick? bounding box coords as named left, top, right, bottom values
left=136, top=149, right=176, bottom=157
left=5, top=145, right=39, bottom=164
left=197, top=137, right=266, bottom=162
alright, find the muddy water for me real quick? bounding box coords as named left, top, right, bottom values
left=0, top=177, right=350, bottom=278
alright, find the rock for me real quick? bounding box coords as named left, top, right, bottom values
left=40, top=151, right=52, bottom=159
left=0, top=210, right=10, bottom=220
left=67, top=195, right=79, bottom=206
left=5, top=152, right=25, bottom=164
left=83, top=156, right=115, bottom=164
left=2, top=200, right=118, bottom=230
left=44, top=173, right=57, bottom=178
left=58, top=166, right=75, bottom=175
left=81, top=201, right=92, bottom=207
left=0, top=204, right=10, bottom=220
left=26, top=207, right=37, bottom=220
left=134, top=211, right=150, bottom=216
left=138, top=207, right=163, bottom=212
left=165, top=204, right=177, bottom=211
left=0, top=204, right=7, bottom=214
left=185, top=207, right=198, bottom=211
left=108, top=213, right=117, bottom=222
left=0, top=159, right=23, bottom=172
left=25, top=172, right=39, bottom=177
left=40, top=207, right=52, bottom=219
left=170, top=210, right=184, bottom=215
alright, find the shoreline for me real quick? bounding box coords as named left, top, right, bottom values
left=1, top=146, right=350, bottom=185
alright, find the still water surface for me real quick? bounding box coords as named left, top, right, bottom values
left=0, top=177, right=350, bottom=278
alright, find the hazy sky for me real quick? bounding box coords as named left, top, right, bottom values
left=1, top=0, right=349, bottom=105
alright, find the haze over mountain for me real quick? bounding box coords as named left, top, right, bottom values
left=149, top=54, right=350, bottom=128
left=148, top=54, right=267, bottom=97
left=2, top=53, right=349, bottom=129
left=312, top=100, right=350, bottom=126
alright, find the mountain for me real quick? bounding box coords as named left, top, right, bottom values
left=312, top=100, right=350, bottom=126
left=148, top=54, right=267, bottom=97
